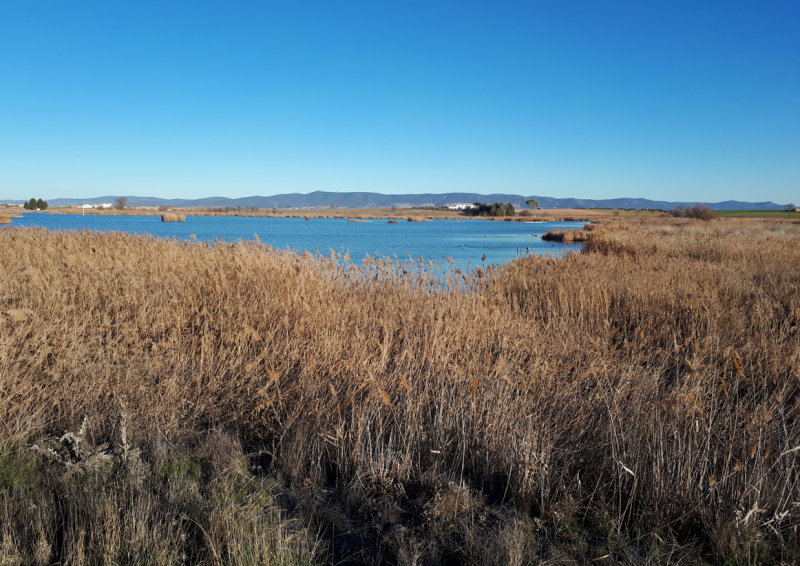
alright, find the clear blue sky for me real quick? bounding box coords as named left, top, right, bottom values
left=1, top=1, right=797, bottom=203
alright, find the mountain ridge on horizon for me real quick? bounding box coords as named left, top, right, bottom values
left=1, top=191, right=787, bottom=211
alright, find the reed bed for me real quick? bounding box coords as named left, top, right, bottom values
left=161, top=213, right=186, bottom=222
left=541, top=228, right=590, bottom=242
left=1, top=219, right=799, bottom=564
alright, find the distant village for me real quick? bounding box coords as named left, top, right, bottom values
left=0, top=202, right=113, bottom=209
left=441, top=202, right=475, bottom=210
left=69, top=202, right=114, bottom=209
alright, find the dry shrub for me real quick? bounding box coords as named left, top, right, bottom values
left=671, top=204, right=717, bottom=220
left=0, top=219, right=799, bottom=562
left=0, top=216, right=11, bottom=224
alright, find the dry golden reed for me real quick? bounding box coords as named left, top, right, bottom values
left=160, top=213, right=185, bottom=222
left=1, top=217, right=799, bottom=562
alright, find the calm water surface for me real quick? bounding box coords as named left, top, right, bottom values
left=7, top=213, right=584, bottom=268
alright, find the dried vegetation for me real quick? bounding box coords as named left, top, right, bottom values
left=541, top=228, right=590, bottom=243
left=161, top=213, right=186, bottom=222
left=1, top=218, right=799, bottom=564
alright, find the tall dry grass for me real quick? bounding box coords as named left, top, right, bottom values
left=1, top=219, right=799, bottom=563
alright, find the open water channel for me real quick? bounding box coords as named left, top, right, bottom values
left=6, top=213, right=584, bottom=269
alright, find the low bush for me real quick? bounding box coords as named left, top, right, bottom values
left=670, top=204, right=717, bottom=220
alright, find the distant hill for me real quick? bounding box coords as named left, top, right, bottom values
left=2, top=191, right=787, bottom=211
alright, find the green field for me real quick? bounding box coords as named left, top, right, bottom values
left=715, top=209, right=800, bottom=218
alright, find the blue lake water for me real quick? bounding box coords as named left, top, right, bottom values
left=5, top=213, right=584, bottom=268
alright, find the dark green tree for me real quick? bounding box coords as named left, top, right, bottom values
left=526, top=199, right=538, bottom=210
left=462, top=202, right=515, bottom=217
left=36, top=198, right=47, bottom=210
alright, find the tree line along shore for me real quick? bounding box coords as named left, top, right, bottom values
left=13, top=204, right=672, bottom=222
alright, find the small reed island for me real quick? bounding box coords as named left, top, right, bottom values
left=541, top=223, right=595, bottom=243
left=160, top=213, right=186, bottom=222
